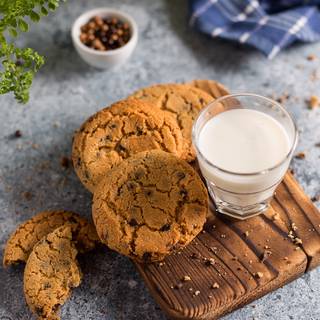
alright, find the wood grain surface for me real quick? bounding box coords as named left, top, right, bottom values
left=135, top=172, right=319, bottom=319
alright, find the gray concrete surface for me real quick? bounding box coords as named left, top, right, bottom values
left=0, top=0, right=319, bottom=319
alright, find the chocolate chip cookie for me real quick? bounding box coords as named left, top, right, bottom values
left=3, top=210, right=99, bottom=267
left=72, top=98, right=184, bottom=192
left=24, top=226, right=82, bottom=320
left=129, top=84, right=213, bottom=161
left=187, top=79, right=230, bottom=99
left=92, top=150, right=208, bottom=263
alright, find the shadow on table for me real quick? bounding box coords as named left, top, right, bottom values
left=163, top=0, right=256, bottom=73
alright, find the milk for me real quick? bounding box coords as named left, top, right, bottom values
left=197, top=109, right=292, bottom=208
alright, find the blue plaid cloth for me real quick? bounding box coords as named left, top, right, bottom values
left=189, top=0, right=320, bottom=58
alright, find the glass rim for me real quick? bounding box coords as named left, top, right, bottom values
left=192, top=93, right=299, bottom=177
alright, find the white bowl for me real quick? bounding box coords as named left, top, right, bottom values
left=71, top=8, right=138, bottom=69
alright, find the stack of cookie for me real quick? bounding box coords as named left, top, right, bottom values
left=72, top=81, right=229, bottom=262
left=3, top=80, right=229, bottom=320
left=3, top=210, right=100, bottom=320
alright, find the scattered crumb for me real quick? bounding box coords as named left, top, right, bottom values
left=210, top=246, right=218, bottom=253
left=208, top=295, right=213, bottom=298
left=190, top=252, right=201, bottom=259
left=291, top=223, right=298, bottom=231
left=308, top=95, right=320, bottom=109
left=202, top=230, right=206, bottom=234
left=220, top=234, right=226, bottom=238
left=255, top=272, right=264, bottom=279
left=205, top=258, right=215, bottom=266
left=244, top=231, right=250, bottom=237
left=14, top=130, right=22, bottom=138
left=249, top=260, right=253, bottom=264
left=261, top=250, right=272, bottom=262
left=294, top=238, right=303, bottom=245
left=212, top=225, right=216, bottom=229
left=22, top=191, right=33, bottom=201
left=272, top=213, right=280, bottom=221
left=182, top=275, right=191, bottom=282
left=295, top=246, right=301, bottom=251
left=170, top=285, right=174, bottom=289
left=158, top=262, right=165, bottom=267
left=284, top=257, right=288, bottom=260
left=212, top=282, right=220, bottom=289
left=307, top=54, right=317, bottom=61
left=264, top=245, right=270, bottom=249
left=194, top=290, right=200, bottom=296
left=311, top=195, right=320, bottom=202
left=60, top=156, right=70, bottom=169
left=188, top=287, right=193, bottom=292
left=294, top=152, right=306, bottom=160
left=276, top=92, right=290, bottom=105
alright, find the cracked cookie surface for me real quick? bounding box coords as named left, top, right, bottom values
left=72, top=98, right=183, bottom=192
left=92, top=150, right=208, bottom=263
left=24, top=226, right=82, bottom=320
left=129, top=84, right=213, bottom=161
left=187, top=79, right=230, bottom=98
left=3, top=210, right=99, bottom=267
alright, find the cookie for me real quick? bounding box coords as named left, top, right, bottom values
left=187, top=79, right=230, bottom=99
left=72, top=98, right=184, bottom=192
left=92, top=150, right=208, bottom=263
left=3, top=210, right=99, bottom=267
left=24, top=226, right=81, bottom=320
left=129, top=84, right=213, bottom=161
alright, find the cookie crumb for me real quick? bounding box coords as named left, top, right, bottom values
left=182, top=275, right=191, bottom=282
left=14, top=130, right=22, bottom=138
left=205, top=258, right=215, bottom=266
left=194, top=290, right=200, bottom=296
left=255, top=272, right=264, bottom=279
left=220, top=234, right=226, bottom=238
left=60, top=156, right=70, bottom=169
left=272, top=213, right=280, bottom=221
left=244, top=231, right=250, bottom=237
left=295, top=246, right=301, bottom=251
left=261, top=250, right=272, bottom=262
left=22, top=191, right=33, bottom=201
left=308, top=95, right=320, bottom=109
left=212, top=282, right=220, bottom=289
left=294, top=237, right=303, bottom=245
left=291, top=223, right=298, bottom=231
left=307, top=54, right=317, bottom=61
left=294, top=152, right=306, bottom=160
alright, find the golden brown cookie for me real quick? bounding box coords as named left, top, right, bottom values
left=3, top=210, right=99, bottom=267
left=24, top=226, right=82, bottom=320
left=187, top=79, right=230, bottom=98
left=92, top=150, right=208, bottom=263
left=72, top=98, right=184, bottom=192
left=129, top=84, right=213, bottom=161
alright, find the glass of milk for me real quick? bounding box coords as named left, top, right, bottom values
left=192, top=93, right=298, bottom=220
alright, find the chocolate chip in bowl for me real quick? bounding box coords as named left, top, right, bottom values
left=71, top=8, right=138, bottom=69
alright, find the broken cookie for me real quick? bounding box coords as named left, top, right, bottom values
left=3, top=210, right=99, bottom=267
left=24, top=226, right=82, bottom=320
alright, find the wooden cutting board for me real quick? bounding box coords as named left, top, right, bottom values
left=135, top=80, right=320, bottom=319
left=135, top=172, right=320, bottom=319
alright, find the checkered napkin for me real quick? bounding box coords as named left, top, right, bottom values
left=189, top=0, right=320, bottom=58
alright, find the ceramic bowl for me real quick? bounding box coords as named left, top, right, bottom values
left=71, top=8, right=138, bottom=69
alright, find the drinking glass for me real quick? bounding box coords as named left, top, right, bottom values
left=192, top=93, right=298, bottom=220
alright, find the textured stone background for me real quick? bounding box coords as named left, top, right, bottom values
left=0, top=0, right=319, bottom=319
